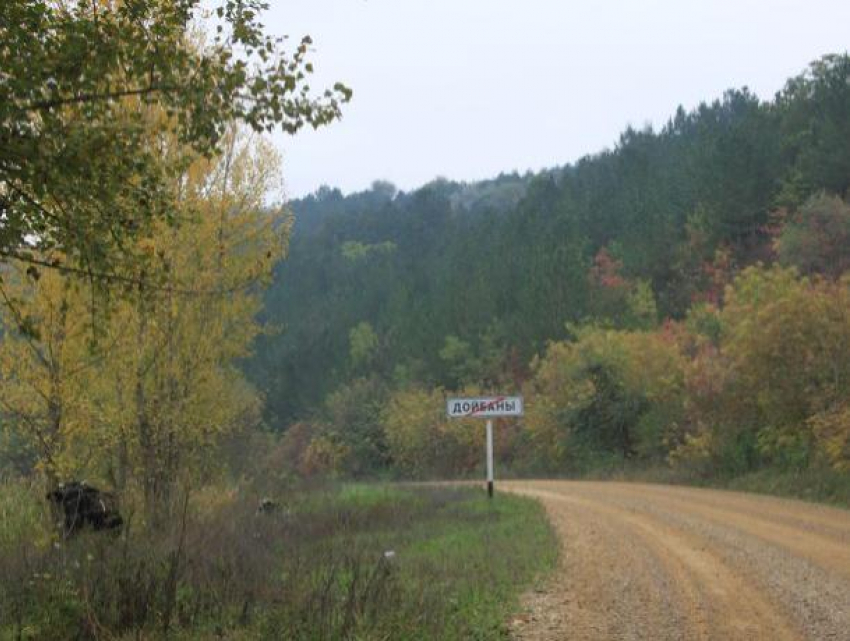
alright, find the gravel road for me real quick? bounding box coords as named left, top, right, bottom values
left=503, top=480, right=850, bottom=641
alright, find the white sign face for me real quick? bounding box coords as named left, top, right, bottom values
left=447, top=396, right=524, bottom=418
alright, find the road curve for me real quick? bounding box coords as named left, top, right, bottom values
left=503, top=480, right=850, bottom=641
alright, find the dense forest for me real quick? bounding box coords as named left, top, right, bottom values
left=247, top=53, right=850, bottom=481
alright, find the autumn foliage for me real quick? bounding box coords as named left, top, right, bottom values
left=525, top=265, right=850, bottom=477
left=0, top=130, right=286, bottom=519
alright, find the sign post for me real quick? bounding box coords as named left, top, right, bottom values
left=446, top=396, right=523, bottom=498
left=486, top=419, right=494, bottom=498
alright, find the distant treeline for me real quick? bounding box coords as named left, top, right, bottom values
left=246, top=54, right=850, bottom=481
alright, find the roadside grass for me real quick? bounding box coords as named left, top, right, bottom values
left=720, top=467, right=850, bottom=508
left=0, top=479, right=556, bottom=640
left=264, top=483, right=558, bottom=640
left=585, top=463, right=850, bottom=510
left=367, top=486, right=557, bottom=640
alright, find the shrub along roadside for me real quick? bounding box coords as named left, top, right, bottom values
left=0, top=479, right=556, bottom=640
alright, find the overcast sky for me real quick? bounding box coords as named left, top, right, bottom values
left=262, top=0, right=850, bottom=199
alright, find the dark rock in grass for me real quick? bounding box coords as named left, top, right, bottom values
left=46, top=481, right=123, bottom=538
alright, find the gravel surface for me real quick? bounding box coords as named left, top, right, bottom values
left=504, top=481, right=850, bottom=641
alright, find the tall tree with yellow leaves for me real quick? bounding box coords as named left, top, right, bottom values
left=0, top=265, right=104, bottom=483
left=0, top=130, right=288, bottom=517
left=115, top=131, right=288, bottom=516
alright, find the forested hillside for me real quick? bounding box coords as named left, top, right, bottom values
left=246, top=54, right=850, bottom=483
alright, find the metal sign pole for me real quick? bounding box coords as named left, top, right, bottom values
left=486, top=418, right=494, bottom=498
left=445, top=396, right=523, bottom=500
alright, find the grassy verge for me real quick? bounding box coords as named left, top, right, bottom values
left=587, top=463, right=850, bottom=509
left=0, top=480, right=557, bottom=640
left=720, top=467, right=850, bottom=508
left=263, top=483, right=558, bottom=640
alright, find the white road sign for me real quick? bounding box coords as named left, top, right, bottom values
left=446, top=396, right=524, bottom=418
